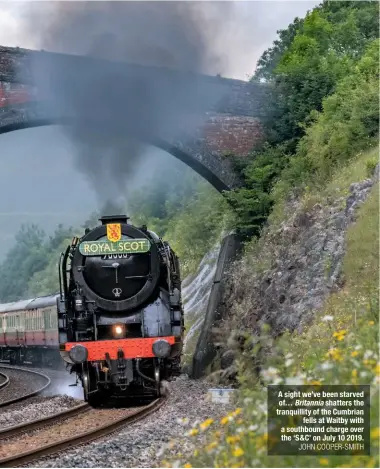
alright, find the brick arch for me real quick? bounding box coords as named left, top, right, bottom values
left=0, top=46, right=265, bottom=191
left=0, top=103, right=262, bottom=192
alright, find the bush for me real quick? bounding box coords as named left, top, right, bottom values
left=272, top=40, right=379, bottom=206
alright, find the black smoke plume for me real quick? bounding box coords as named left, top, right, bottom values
left=21, top=2, right=233, bottom=214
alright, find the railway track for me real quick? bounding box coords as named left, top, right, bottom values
left=0, top=372, right=9, bottom=390
left=0, top=365, right=50, bottom=407
left=0, top=397, right=166, bottom=468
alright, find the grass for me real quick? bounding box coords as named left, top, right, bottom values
left=162, top=148, right=379, bottom=468
left=269, top=144, right=379, bottom=229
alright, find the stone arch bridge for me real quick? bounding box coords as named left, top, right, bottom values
left=0, top=46, right=265, bottom=192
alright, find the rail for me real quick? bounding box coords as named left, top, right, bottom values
left=0, top=372, right=9, bottom=390
left=0, top=365, right=51, bottom=408
left=0, top=397, right=166, bottom=468
left=0, top=402, right=90, bottom=440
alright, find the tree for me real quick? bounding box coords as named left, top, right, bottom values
left=0, top=224, right=47, bottom=301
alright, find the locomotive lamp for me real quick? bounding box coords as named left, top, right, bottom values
left=113, top=324, right=125, bottom=337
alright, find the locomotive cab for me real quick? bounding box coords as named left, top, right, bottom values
left=57, top=215, right=183, bottom=406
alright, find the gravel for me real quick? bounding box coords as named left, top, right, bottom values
left=0, top=395, right=82, bottom=429
left=30, top=375, right=235, bottom=468
left=1, top=407, right=141, bottom=460
left=0, top=367, right=49, bottom=406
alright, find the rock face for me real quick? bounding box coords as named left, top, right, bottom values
left=225, top=168, right=379, bottom=340
left=181, top=243, right=220, bottom=363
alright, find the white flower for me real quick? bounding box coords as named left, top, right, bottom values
left=320, top=362, right=334, bottom=370
left=364, top=350, right=374, bottom=360
left=322, top=315, right=334, bottom=322
left=261, top=367, right=280, bottom=383
left=285, top=358, right=294, bottom=367
left=285, top=374, right=306, bottom=385
left=243, top=397, right=253, bottom=405
left=360, top=371, right=368, bottom=378
left=285, top=353, right=293, bottom=359
left=250, top=460, right=260, bottom=466
left=248, top=424, right=258, bottom=432
left=355, top=345, right=362, bottom=350
left=372, top=376, right=380, bottom=386
left=176, top=417, right=189, bottom=426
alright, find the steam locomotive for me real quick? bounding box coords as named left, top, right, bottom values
left=0, top=215, right=184, bottom=406
left=58, top=215, right=184, bottom=405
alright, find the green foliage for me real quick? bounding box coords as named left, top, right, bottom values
left=164, top=184, right=233, bottom=277
left=366, top=158, right=378, bottom=178
left=0, top=224, right=45, bottom=302
left=233, top=2, right=379, bottom=235
left=273, top=40, right=379, bottom=201
left=27, top=237, right=74, bottom=297
left=252, top=16, right=304, bottom=82
left=261, top=1, right=378, bottom=146
left=0, top=224, right=75, bottom=301
left=226, top=143, right=290, bottom=236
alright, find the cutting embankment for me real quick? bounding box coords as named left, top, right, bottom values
left=160, top=143, right=379, bottom=468
left=157, top=20, right=379, bottom=467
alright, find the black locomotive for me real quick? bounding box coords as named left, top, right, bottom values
left=57, top=214, right=184, bottom=405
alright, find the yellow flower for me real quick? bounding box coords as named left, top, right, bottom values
left=310, top=380, right=322, bottom=385
left=215, top=431, right=221, bottom=438
left=333, top=330, right=347, bottom=341
left=226, top=435, right=240, bottom=444
left=232, top=447, right=244, bottom=458
left=351, top=351, right=359, bottom=357
left=220, top=416, right=231, bottom=425
left=188, top=428, right=199, bottom=436
left=256, top=433, right=268, bottom=448
left=319, top=458, right=329, bottom=465
left=237, top=419, right=244, bottom=424
left=183, top=464, right=192, bottom=468
left=206, top=441, right=218, bottom=452
left=326, top=348, right=342, bottom=361
left=368, top=321, right=375, bottom=326
left=375, top=363, right=380, bottom=376
left=363, top=359, right=376, bottom=367
left=233, top=408, right=242, bottom=417
left=370, top=427, right=380, bottom=440
left=351, top=369, right=358, bottom=384
left=200, top=418, right=214, bottom=431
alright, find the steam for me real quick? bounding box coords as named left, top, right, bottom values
left=19, top=2, right=236, bottom=215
